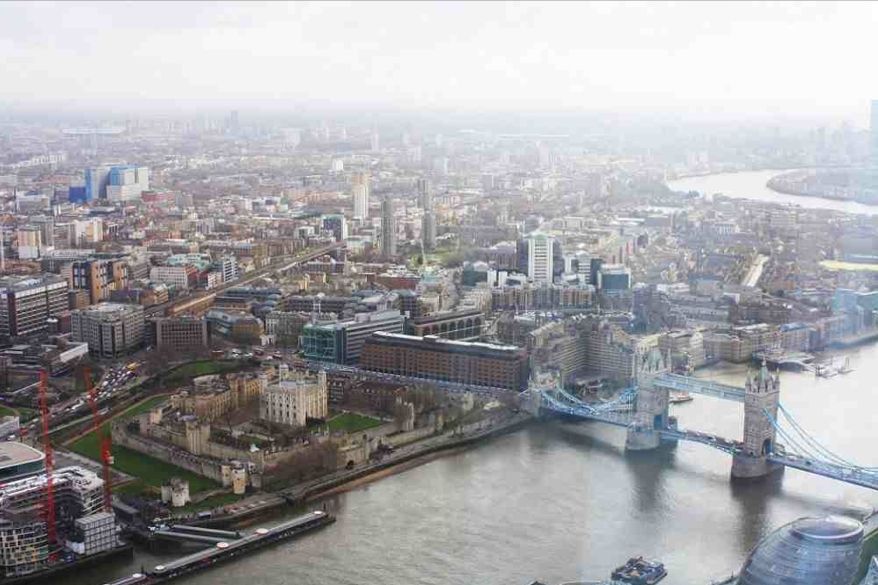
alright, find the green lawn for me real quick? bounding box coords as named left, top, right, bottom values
left=327, top=412, right=383, bottom=433
left=123, top=395, right=168, bottom=418
left=177, top=492, right=243, bottom=514
left=0, top=404, right=37, bottom=422
left=113, top=480, right=152, bottom=497
left=68, top=394, right=216, bottom=494
left=71, top=438, right=217, bottom=494
left=111, top=446, right=216, bottom=493
left=163, top=360, right=243, bottom=385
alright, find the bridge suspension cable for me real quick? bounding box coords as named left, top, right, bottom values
left=763, top=406, right=878, bottom=475
left=775, top=403, right=878, bottom=471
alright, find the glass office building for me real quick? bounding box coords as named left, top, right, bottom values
left=738, top=516, right=863, bottom=585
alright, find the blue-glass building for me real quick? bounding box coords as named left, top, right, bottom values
left=738, top=516, right=863, bottom=585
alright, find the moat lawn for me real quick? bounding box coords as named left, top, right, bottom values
left=68, top=394, right=216, bottom=493
left=327, top=412, right=383, bottom=433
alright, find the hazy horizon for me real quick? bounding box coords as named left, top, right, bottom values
left=2, top=1, right=878, bottom=125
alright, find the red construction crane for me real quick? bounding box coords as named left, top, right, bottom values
left=83, top=366, right=113, bottom=512
left=37, top=369, right=57, bottom=558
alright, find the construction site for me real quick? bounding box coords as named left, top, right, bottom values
left=0, top=371, right=130, bottom=581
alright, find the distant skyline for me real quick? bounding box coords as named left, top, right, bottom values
left=2, top=1, right=878, bottom=124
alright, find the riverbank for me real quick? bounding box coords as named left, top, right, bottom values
left=667, top=169, right=878, bottom=216
left=176, top=412, right=534, bottom=529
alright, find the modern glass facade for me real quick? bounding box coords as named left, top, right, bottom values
left=738, top=516, right=863, bottom=585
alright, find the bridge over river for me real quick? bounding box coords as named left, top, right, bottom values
left=535, top=350, right=878, bottom=491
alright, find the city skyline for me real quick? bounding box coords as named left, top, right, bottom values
left=3, top=3, right=878, bottom=585
left=2, top=2, right=878, bottom=123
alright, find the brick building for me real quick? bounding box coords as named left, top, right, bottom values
left=359, top=332, right=529, bottom=391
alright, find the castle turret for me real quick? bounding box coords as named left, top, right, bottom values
left=732, top=360, right=781, bottom=478
left=626, top=346, right=671, bottom=451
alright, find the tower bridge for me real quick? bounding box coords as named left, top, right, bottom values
left=306, top=352, right=877, bottom=491
left=535, top=348, right=878, bottom=491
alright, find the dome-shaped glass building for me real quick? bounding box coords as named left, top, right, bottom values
left=738, top=516, right=864, bottom=585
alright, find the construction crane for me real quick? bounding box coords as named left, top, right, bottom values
left=37, top=369, right=57, bottom=559
left=83, top=366, right=113, bottom=512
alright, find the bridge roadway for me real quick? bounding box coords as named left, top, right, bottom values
left=652, top=373, right=745, bottom=402
left=658, top=427, right=743, bottom=455
left=539, top=382, right=878, bottom=491
left=541, top=386, right=744, bottom=453
left=768, top=452, right=878, bottom=491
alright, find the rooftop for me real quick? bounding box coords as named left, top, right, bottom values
left=0, top=442, right=44, bottom=470
left=77, top=302, right=143, bottom=318
left=0, top=273, right=66, bottom=294
left=370, top=331, right=523, bottom=355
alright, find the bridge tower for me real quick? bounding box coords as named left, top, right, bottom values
left=731, top=361, right=781, bottom=478
left=625, top=347, right=671, bottom=451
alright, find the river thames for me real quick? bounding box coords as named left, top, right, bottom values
left=667, top=169, right=878, bottom=216
left=74, top=355, right=878, bottom=585
left=75, top=171, right=878, bottom=585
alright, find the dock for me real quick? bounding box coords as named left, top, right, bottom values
left=752, top=350, right=814, bottom=372
left=102, top=511, right=334, bottom=585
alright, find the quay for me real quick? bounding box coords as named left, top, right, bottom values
left=0, top=544, right=133, bottom=585
left=102, top=511, right=334, bottom=585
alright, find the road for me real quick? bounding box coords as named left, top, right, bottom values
left=742, top=254, right=768, bottom=288
left=144, top=243, right=340, bottom=318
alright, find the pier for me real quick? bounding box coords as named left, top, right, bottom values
left=102, top=511, right=334, bottom=585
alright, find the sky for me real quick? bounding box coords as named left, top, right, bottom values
left=2, top=1, right=877, bottom=122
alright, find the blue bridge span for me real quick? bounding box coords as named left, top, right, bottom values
left=536, top=361, right=878, bottom=491
left=306, top=356, right=877, bottom=491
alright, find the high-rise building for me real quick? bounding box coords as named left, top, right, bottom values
left=63, top=258, right=128, bottom=304
left=68, top=219, right=103, bottom=247
left=422, top=211, right=437, bottom=251
left=71, top=303, right=145, bottom=358
left=527, top=233, right=554, bottom=284
left=214, top=255, right=238, bottom=283
left=84, top=166, right=110, bottom=201
left=380, top=198, right=397, bottom=259
left=370, top=130, right=380, bottom=152
left=15, top=227, right=42, bottom=260
left=105, top=165, right=149, bottom=202
left=29, top=216, right=55, bottom=248
left=351, top=172, right=370, bottom=220
left=321, top=214, right=348, bottom=242
left=0, top=274, right=68, bottom=339
left=417, top=178, right=432, bottom=209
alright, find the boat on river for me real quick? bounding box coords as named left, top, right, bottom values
left=669, top=391, right=693, bottom=404
left=611, top=557, right=667, bottom=585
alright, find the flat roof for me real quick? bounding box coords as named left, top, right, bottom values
left=369, top=331, right=523, bottom=357
left=0, top=442, right=45, bottom=469
left=0, top=274, right=66, bottom=294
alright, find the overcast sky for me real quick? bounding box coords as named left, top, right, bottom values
left=2, top=1, right=877, bottom=122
